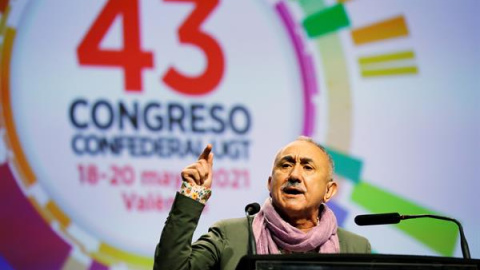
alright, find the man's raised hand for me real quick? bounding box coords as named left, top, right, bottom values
left=180, top=144, right=214, bottom=188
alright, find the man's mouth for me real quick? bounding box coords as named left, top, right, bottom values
left=282, top=187, right=305, bottom=195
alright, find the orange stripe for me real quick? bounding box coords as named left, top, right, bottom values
left=0, top=5, right=10, bottom=33
left=1, top=28, right=37, bottom=187
left=0, top=0, right=8, bottom=13
left=46, top=201, right=71, bottom=227
left=351, top=16, right=409, bottom=45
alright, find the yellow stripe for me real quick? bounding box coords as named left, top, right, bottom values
left=46, top=201, right=71, bottom=227
left=1, top=27, right=37, bottom=187
left=360, top=60, right=416, bottom=71
left=361, top=66, right=418, bottom=77
left=352, top=16, right=408, bottom=45
left=316, top=34, right=353, bottom=152
left=359, top=51, right=415, bottom=65
left=97, top=243, right=153, bottom=269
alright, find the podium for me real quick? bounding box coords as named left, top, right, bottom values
left=236, top=254, right=480, bottom=270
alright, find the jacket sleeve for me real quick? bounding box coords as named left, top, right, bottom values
left=365, top=239, right=372, bottom=253
left=153, top=193, right=225, bottom=270
left=337, top=228, right=372, bottom=254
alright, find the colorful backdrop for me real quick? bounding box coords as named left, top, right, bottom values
left=0, top=0, right=479, bottom=269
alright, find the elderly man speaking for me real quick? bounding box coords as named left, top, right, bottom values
left=154, top=136, right=371, bottom=270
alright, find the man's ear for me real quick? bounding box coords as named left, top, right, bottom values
left=323, top=181, right=338, bottom=203
left=267, top=176, right=272, bottom=193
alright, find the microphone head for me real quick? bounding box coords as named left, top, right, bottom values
left=245, top=203, right=261, bottom=215
left=355, top=213, right=401, bottom=226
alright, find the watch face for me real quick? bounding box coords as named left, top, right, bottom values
left=1, top=0, right=478, bottom=268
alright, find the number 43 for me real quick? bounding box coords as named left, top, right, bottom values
left=77, top=0, right=224, bottom=95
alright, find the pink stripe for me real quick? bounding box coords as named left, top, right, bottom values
left=89, top=260, right=109, bottom=270
left=0, top=164, right=71, bottom=269
left=276, top=1, right=318, bottom=136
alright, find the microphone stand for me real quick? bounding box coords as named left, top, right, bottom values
left=246, top=214, right=256, bottom=255
left=245, top=203, right=260, bottom=255
left=401, top=214, right=471, bottom=259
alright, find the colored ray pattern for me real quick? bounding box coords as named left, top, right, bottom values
left=352, top=182, right=458, bottom=256
left=325, top=147, right=362, bottom=183
left=296, top=0, right=449, bottom=255
left=350, top=14, right=418, bottom=77
left=361, top=66, right=418, bottom=77
left=359, top=50, right=415, bottom=65
left=359, top=50, right=418, bottom=77
left=351, top=16, right=409, bottom=45
left=303, top=4, right=350, bottom=38
left=94, top=243, right=153, bottom=268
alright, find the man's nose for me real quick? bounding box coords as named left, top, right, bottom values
left=288, top=164, right=302, bottom=181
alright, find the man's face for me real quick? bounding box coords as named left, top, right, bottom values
left=268, top=140, right=336, bottom=220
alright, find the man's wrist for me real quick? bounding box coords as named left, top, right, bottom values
left=179, top=181, right=212, bottom=204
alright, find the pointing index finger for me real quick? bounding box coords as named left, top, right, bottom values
left=198, top=144, right=212, bottom=161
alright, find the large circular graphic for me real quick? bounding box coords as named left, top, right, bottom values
left=0, top=0, right=340, bottom=268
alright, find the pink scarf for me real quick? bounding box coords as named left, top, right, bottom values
left=252, top=199, right=340, bottom=254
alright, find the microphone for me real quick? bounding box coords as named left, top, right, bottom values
left=355, top=212, right=471, bottom=259
left=245, top=203, right=260, bottom=255
left=354, top=213, right=401, bottom=225
left=245, top=202, right=260, bottom=216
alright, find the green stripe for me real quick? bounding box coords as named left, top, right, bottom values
left=302, top=4, right=350, bottom=38
left=352, top=182, right=458, bottom=256
left=297, top=0, right=327, bottom=16
left=325, top=147, right=362, bottom=183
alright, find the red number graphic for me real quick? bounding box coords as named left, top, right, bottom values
left=78, top=164, right=99, bottom=185
left=77, top=0, right=153, bottom=92
left=163, top=0, right=225, bottom=95
left=110, top=165, right=136, bottom=185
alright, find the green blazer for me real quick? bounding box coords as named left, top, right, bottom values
left=154, top=193, right=371, bottom=270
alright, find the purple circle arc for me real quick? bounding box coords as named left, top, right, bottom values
left=275, top=1, right=318, bottom=137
